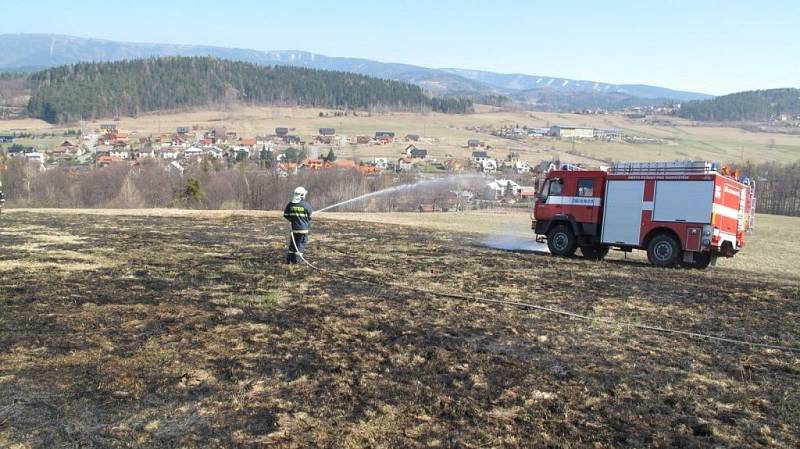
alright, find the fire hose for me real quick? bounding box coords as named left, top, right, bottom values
left=290, top=231, right=800, bottom=354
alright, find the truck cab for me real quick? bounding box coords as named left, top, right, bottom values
left=532, top=169, right=608, bottom=259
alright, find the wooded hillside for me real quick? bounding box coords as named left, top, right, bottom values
left=677, top=88, right=800, bottom=122
left=26, top=57, right=473, bottom=123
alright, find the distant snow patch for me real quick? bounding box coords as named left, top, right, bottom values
left=562, top=80, right=569, bottom=87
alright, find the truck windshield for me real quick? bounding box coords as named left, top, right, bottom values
left=540, top=178, right=562, bottom=201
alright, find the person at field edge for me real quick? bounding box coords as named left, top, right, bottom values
left=283, top=187, right=312, bottom=264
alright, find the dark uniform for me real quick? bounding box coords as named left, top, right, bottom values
left=283, top=200, right=313, bottom=264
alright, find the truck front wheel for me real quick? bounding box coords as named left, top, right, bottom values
left=646, top=233, right=681, bottom=267
left=547, top=225, right=577, bottom=257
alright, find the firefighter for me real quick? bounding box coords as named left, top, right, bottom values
left=283, top=187, right=312, bottom=264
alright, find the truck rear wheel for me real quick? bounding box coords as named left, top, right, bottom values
left=580, top=245, right=609, bottom=260
left=547, top=225, right=577, bottom=257
left=646, top=233, right=681, bottom=267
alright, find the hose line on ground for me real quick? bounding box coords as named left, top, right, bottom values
left=290, top=232, right=800, bottom=354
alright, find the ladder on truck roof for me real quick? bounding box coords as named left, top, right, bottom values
left=609, top=160, right=717, bottom=175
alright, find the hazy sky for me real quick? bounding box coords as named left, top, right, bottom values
left=2, top=0, right=798, bottom=95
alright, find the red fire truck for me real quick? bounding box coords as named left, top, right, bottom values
left=532, top=161, right=755, bottom=268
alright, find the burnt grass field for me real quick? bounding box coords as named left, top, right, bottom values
left=0, top=212, right=798, bottom=448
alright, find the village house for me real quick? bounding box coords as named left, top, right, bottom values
left=277, top=161, right=299, bottom=176
left=183, top=146, right=203, bottom=159
left=480, top=159, right=498, bottom=174
left=301, top=158, right=325, bottom=170
left=94, top=145, right=112, bottom=157
left=207, top=147, right=224, bottom=159
left=206, top=127, right=227, bottom=144
left=483, top=179, right=521, bottom=200
left=355, top=135, right=371, bottom=144
left=0, top=134, right=14, bottom=143
left=238, top=137, right=257, bottom=148
left=135, top=147, right=156, bottom=159
left=410, top=149, right=427, bottom=159
left=397, top=157, right=418, bottom=171
left=550, top=125, right=594, bottom=139
left=275, top=127, right=289, bottom=137
left=472, top=150, right=490, bottom=165
left=160, top=147, right=180, bottom=160
left=284, top=135, right=301, bottom=145
left=51, top=140, right=84, bottom=159
left=25, top=151, right=45, bottom=164
left=97, top=156, right=122, bottom=167
left=375, top=131, right=395, bottom=143
left=171, top=134, right=189, bottom=148
left=109, top=147, right=130, bottom=160
left=356, top=163, right=382, bottom=175
left=98, top=129, right=129, bottom=146
left=332, top=159, right=357, bottom=170
left=231, top=146, right=251, bottom=159
left=405, top=145, right=428, bottom=159
left=513, top=160, right=532, bottom=174
left=319, top=128, right=336, bottom=136
left=372, top=157, right=388, bottom=169
left=405, top=134, right=420, bottom=142
left=467, top=139, right=483, bottom=148
left=6, top=145, right=29, bottom=156
left=176, top=126, right=190, bottom=135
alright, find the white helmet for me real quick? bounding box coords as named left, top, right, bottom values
left=291, top=186, right=308, bottom=203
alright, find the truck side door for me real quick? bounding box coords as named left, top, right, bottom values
left=572, top=177, right=600, bottom=224
left=534, top=177, right=564, bottom=222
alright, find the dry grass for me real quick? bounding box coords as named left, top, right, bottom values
left=3, top=106, right=800, bottom=164
left=8, top=207, right=799, bottom=278
left=0, top=210, right=798, bottom=448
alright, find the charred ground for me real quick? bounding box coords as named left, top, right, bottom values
left=0, top=212, right=798, bottom=448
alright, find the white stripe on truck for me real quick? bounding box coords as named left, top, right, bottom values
left=545, top=196, right=601, bottom=206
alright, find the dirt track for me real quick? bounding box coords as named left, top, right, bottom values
left=1, top=212, right=798, bottom=448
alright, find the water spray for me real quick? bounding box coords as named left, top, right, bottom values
left=290, top=174, right=481, bottom=266
left=315, top=174, right=481, bottom=214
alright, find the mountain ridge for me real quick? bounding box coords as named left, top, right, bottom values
left=0, top=33, right=713, bottom=108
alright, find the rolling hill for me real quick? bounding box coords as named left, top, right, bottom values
left=25, top=57, right=473, bottom=124
left=677, top=88, right=800, bottom=122
left=0, top=33, right=712, bottom=110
